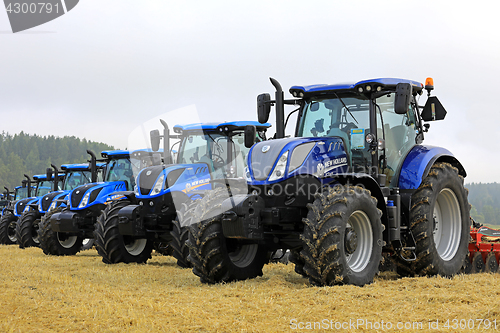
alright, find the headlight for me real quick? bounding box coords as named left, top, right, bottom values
left=134, top=185, right=139, bottom=196
left=49, top=201, right=57, bottom=211
left=79, top=192, right=90, bottom=209
left=245, top=166, right=252, bottom=182
left=23, top=205, right=30, bottom=213
left=150, top=174, right=165, bottom=196
left=268, top=151, right=289, bottom=181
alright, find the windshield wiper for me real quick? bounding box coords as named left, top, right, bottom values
left=333, top=92, right=358, bottom=124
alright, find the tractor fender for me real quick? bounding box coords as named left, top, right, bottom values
left=397, top=145, right=466, bottom=190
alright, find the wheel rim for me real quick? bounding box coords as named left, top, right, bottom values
left=8, top=221, right=17, bottom=243
left=229, top=243, right=259, bottom=268
left=57, top=233, right=78, bottom=248
left=32, top=220, right=40, bottom=244
left=124, top=238, right=147, bottom=256
left=433, top=188, right=461, bottom=261
left=345, top=210, right=373, bottom=273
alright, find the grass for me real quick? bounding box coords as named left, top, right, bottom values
left=1, top=246, right=499, bottom=332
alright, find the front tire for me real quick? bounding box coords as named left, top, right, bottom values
left=0, top=212, right=18, bottom=244
left=81, top=238, right=94, bottom=251
left=300, top=185, right=383, bottom=286
left=410, top=163, right=470, bottom=277
left=94, top=200, right=153, bottom=264
left=16, top=211, right=41, bottom=248
left=38, top=207, right=84, bottom=256
left=170, top=202, right=194, bottom=268
left=187, top=187, right=267, bottom=284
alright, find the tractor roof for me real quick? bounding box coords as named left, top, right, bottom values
left=60, top=162, right=106, bottom=171
left=290, top=78, right=423, bottom=96
left=173, top=121, right=271, bottom=133
left=101, top=150, right=131, bottom=159
left=33, top=174, right=62, bottom=181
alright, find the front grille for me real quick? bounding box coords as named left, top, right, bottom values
left=139, top=166, right=164, bottom=195
left=70, top=184, right=99, bottom=208
left=41, top=191, right=62, bottom=212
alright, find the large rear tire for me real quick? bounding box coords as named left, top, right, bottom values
left=300, top=185, right=383, bottom=286
left=16, top=211, right=41, bottom=249
left=94, top=199, right=153, bottom=264
left=0, top=212, right=18, bottom=244
left=187, top=187, right=267, bottom=284
left=38, top=207, right=84, bottom=256
left=409, top=163, right=470, bottom=277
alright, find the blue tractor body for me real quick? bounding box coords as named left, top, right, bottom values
left=49, top=150, right=136, bottom=238
left=187, top=77, right=470, bottom=286
left=94, top=120, right=270, bottom=265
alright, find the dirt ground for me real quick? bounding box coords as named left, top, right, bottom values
left=0, top=245, right=499, bottom=332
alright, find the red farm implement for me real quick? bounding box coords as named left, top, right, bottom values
left=462, top=219, right=500, bottom=274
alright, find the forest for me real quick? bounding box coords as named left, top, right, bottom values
left=467, top=182, right=500, bottom=226
left=0, top=131, right=113, bottom=191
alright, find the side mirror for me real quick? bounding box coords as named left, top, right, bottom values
left=421, top=96, right=447, bottom=121
left=46, top=168, right=53, bottom=180
left=244, top=125, right=257, bottom=148
left=257, top=93, right=271, bottom=124
left=150, top=129, right=161, bottom=152
left=394, top=83, right=412, bottom=114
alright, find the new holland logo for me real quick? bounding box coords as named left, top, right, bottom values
left=3, top=0, right=80, bottom=33
left=146, top=170, right=152, bottom=176
left=261, top=145, right=270, bottom=153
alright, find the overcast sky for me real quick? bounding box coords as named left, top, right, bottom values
left=1, top=1, right=498, bottom=183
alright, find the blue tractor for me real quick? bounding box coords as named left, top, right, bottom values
left=0, top=181, right=35, bottom=244
left=14, top=173, right=61, bottom=248
left=187, top=77, right=470, bottom=286
left=33, top=158, right=105, bottom=252
left=38, top=149, right=153, bottom=256
left=94, top=121, right=270, bottom=266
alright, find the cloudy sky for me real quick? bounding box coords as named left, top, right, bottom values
left=1, top=1, right=498, bottom=183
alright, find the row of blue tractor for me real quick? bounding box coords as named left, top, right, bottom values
left=0, top=120, right=272, bottom=271
left=1, top=76, right=470, bottom=288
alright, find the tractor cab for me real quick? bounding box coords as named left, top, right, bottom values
left=292, top=79, right=425, bottom=186
left=173, top=121, right=269, bottom=180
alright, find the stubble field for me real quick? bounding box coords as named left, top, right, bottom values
left=0, top=245, right=499, bottom=333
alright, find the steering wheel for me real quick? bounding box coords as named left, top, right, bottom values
left=332, top=121, right=358, bottom=134
left=211, top=154, right=225, bottom=169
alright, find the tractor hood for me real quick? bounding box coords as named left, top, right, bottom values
left=247, top=137, right=349, bottom=185
left=39, top=190, right=68, bottom=213
left=69, top=181, right=128, bottom=210
left=14, top=197, right=37, bottom=216
left=135, top=163, right=212, bottom=198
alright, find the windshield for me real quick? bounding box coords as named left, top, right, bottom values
left=298, top=93, right=417, bottom=184
left=130, top=152, right=159, bottom=180
left=14, top=187, right=29, bottom=201
left=177, top=131, right=251, bottom=179
left=36, top=180, right=53, bottom=197
left=63, top=170, right=92, bottom=191
left=105, top=158, right=135, bottom=190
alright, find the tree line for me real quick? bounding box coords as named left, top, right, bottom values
left=467, top=183, right=500, bottom=226
left=0, top=131, right=114, bottom=192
